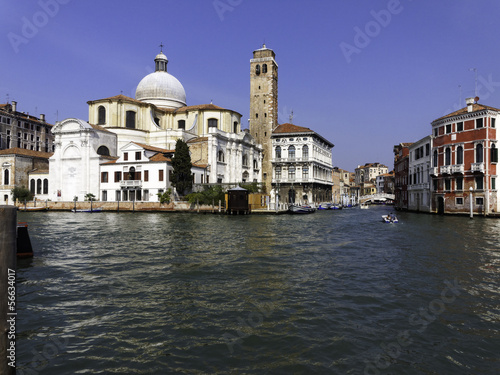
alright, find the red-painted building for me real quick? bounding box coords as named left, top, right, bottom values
left=431, top=98, right=499, bottom=215
left=393, top=143, right=413, bottom=210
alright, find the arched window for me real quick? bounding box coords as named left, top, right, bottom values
left=476, top=143, right=484, bottom=163
left=275, top=146, right=281, bottom=159
left=253, top=159, right=258, bottom=169
left=288, top=145, right=296, bottom=160
left=3, top=169, right=9, bottom=186
left=233, top=121, right=238, bottom=133
left=126, top=111, right=136, bottom=129
left=255, top=64, right=260, bottom=75
left=178, top=120, right=185, bottom=129
left=491, top=144, right=498, bottom=163
left=36, top=179, right=42, bottom=194
left=217, top=150, right=225, bottom=163
left=433, top=150, right=438, bottom=167
left=242, top=154, right=248, bottom=166
left=262, top=64, right=268, bottom=73
left=302, top=145, right=309, bottom=160
left=98, top=106, right=106, bottom=125
left=128, top=167, right=136, bottom=181
left=242, top=171, right=249, bottom=182
left=30, top=179, right=35, bottom=194
left=208, top=118, right=218, bottom=128
left=43, top=179, right=48, bottom=194
left=97, top=146, right=110, bottom=156
left=456, top=146, right=464, bottom=164
left=445, top=147, right=451, bottom=166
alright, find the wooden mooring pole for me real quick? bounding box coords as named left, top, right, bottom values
left=0, top=206, right=17, bottom=374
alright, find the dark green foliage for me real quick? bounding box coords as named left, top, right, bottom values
left=85, top=193, right=97, bottom=201
left=157, top=188, right=172, bottom=204
left=11, top=186, right=33, bottom=202
left=239, top=181, right=261, bottom=193
left=171, top=139, right=193, bottom=195
left=186, top=185, right=225, bottom=205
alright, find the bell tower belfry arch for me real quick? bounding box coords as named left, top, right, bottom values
left=249, top=44, right=278, bottom=194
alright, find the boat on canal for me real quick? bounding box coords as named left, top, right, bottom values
left=18, top=206, right=49, bottom=212
left=71, top=207, right=103, bottom=213
left=288, top=204, right=316, bottom=214
left=381, top=214, right=398, bottom=223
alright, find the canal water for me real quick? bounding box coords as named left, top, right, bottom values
left=16, top=206, right=500, bottom=374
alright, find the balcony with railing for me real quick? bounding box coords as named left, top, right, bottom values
left=120, top=180, right=142, bottom=189
left=471, top=162, right=485, bottom=173
left=430, top=167, right=439, bottom=176
left=408, top=182, right=430, bottom=190
left=440, top=165, right=451, bottom=175
left=451, top=164, right=464, bottom=174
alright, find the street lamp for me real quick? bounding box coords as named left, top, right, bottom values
left=469, top=186, right=473, bottom=219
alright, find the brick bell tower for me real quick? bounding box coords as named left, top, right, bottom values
left=249, top=44, right=278, bottom=194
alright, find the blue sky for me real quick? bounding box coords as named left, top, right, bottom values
left=2, top=0, right=500, bottom=171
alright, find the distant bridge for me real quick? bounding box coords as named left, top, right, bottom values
left=359, top=193, right=395, bottom=203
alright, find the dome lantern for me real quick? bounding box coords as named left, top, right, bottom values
left=135, top=48, right=186, bottom=109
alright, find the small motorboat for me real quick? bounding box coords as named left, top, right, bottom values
left=18, top=206, right=48, bottom=212
left=318, top=202, right=333, bottom=210
left=288, top=204, right=316, bottom=214
left=382, top=214, right=398, bottom=223
left=71, top=207, right=103, bottom=213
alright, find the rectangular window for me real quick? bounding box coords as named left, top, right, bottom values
left=446, top=124, right=452, bottom=134
left=456, top=197, right=463, bottom=205
left=456, top=177, right=463, bottom=191
left=144, top=170, right=149, bottom=182
left=434, top=128, right=438, bottom=137
left=115, top=190, right=121, bottom=201
left=102, top=191, right=107, bottom=202
left=476, top=176, right=484, bottom=190
left=476, top=118, right=484, bottom=128
left=445, top=178, right=451, bottom=191
left=135, top=151, right=141, bottom=161
left=101, top=172, right=108, bottom=183
left=143, top=189, right=149, bottom=201
left=476, top=197, right=484, bottom=205
left=159, top=170, right=164, bottom=182
left=426, top=144, right=430, bottom=156
left=124, top=152, right=128, bottom=161
left=492, top=118, right=496, bottom=128
left=114, top=171, right=122, bottom=182
left=457, top=122, right=463, bottom=131
left=492, top=177, right=496, bottom=190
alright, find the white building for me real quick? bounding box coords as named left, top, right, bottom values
left=99, top=142, right=207, bottom=202
left=271, top=123, right=334, bottom=205
left=408, top=135, right=433, bottom=212
left=49, top=118, right=118, bottom=202
left=48, top=49, right=263, bottom=202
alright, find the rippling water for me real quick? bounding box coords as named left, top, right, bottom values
left=16, top=206, right=500, bottom=374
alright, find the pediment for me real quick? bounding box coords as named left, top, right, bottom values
left=52, top=118, right=92, bottom=134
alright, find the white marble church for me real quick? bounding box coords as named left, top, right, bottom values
left=48, top=50, right=262, bottom=202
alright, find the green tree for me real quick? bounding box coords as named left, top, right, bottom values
left=157, top=188, right=172, bottom=204
left=84, top=193, right=96, bottom=201
left=171, top=139, right=193, bottom=195
left=11, top=186, right=33, bottom=202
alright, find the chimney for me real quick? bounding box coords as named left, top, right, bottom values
left=11, top=101, right=17, bottom=112
left=466, top=97, right=474, bottom=113
left=40, top=114, right=45, bottom=122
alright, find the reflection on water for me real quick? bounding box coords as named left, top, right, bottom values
left=16, top=208, right=500, bottom=374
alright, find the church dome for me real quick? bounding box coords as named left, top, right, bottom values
left=135, top=51, right=186, bottom=109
